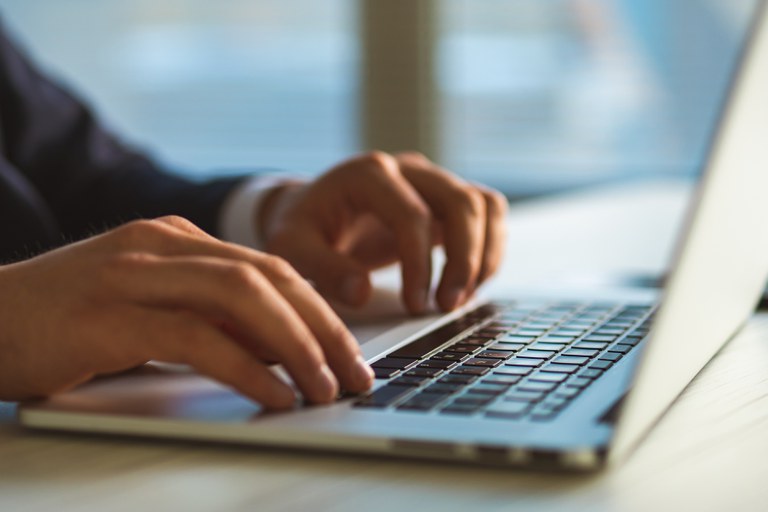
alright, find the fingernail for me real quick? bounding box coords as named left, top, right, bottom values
left=353, top=355, right=375, bottom=389
left=418, top=288, right=429, bottom=311
left=316, top=364, right=339, bottom=402
left=273, top=385, right=298, bottom=409
left=342, top=275, right=365, bottom=305
left=445, top=287, right=466, bottom=310
left=409, top=288, right=429, bottom=314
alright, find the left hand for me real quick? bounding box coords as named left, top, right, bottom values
left=258, top=151, right=508, bottom=314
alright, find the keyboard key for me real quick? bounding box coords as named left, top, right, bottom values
left=464, top=358, right=502, bottom=368
left=580, top=369, right=604, bottom=379
left=418, top=360, right=456, bottom=370
left=553, top=355, right=589, bottom=366
left=518, top=380, right=557, bottom=393
left=439, top=374, right=477, bottom=385
left=444, top=344, right=482, bottom=355
left=575, top=341, right=609, bottom=350
left=611, top=344, right=633, bottom=354
left=354, top=385, right=413, bottom=408
left=498, top=335, right=536, bottom=344
left=622, top=336, right=644, bottom=346
left=475, top=327, right=506, bottom=337
left=391, top=376, right=429, bottom=386
left=541, top=364, right=579, bottom=374
left=486, top=401, right=531, bottom=419
left=530, top=342, right=566, bottom=351
left=504, top=390, right=545, bottom=402
left=566, top=377, right=593, bottom=388
left=493, top=366, right=533, bottom=376
left=582, top=335, right=617, bottom=343
left=405, top=368, right=444, bottom=378
left=593, top=328, right=625, bottom=336
left=530, top=411, right=559, bottom=422
left=373, top=367, right=400, bottom=379
left=604, top=321, right=635, bottom=328
left=468, top=384, right=508, bottom=396
left=461, top=337, right=492, bottom=346
left=397, top=393, right=448, bottom=411
left=563, top=348, right=599, bottom=358
left=554, top=387, right=582, bottom=399
left=589, top=360, right=613, bottom=371
left=487, top=320, right=519, bottom=330
left=422, top=383, right=462, bottom=394
left=431, top=352, right=470, bottom=363
left=440, top=404, right=481, bottom=416
left=516, top=329, right=547, bottom=337
left=478, top=351, right=513, bottom=360
left=505, top=357, right=543, bottom=368
left=451, top=366, right=490, bottom=376
left=547, top=330, right=583, bottom=338
left=482, top=375, right=522, bottom=386
left=371, top=357, right=418, bottom=370
left=489, top=342, right=525, bottom=352
left=528, top=372, right=569, bottom=383
left=454, top=395, right=495, bottom=406
left=518, top=350, right=556, bottom=360
left=599, top=352, right=623, bottom=362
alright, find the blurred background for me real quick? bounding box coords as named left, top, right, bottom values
left=0, top=0, right=758, bottom=197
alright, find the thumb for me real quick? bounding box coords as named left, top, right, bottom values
left=278, top=233, right=373, bottom=307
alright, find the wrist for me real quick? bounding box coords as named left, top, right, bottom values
left=255, top=180, right=306, bottom=249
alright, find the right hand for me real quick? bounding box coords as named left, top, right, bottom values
left=0, top=216, right=374, bottom=409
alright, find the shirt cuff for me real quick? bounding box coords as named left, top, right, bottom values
left=218, top=175, right=295, bottom=250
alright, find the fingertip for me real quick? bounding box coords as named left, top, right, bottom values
left=304, top=364, right=340, bottom=404
left=403, top=286, right=430, bottom=315
left=437, top=287, right=467, bottom=312
left=341, top=273, right=372, bottom=307
left=350, top=355, right=375, bottom=391
left=254, top=382, right=297, bottom=411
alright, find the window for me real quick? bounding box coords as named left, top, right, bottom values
left=0, top=0, right=359, bottom=177
left=0, top=0, right=758, bottom=194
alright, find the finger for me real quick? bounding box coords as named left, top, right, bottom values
left=336, top=152, right=434, bottom=313
left=254, top=249, right=375, bottom=391
left=104, top=253, right=341, bottom=404
left=273, top=225, right=374, bottom=308
left=123, top=306, right=297, bottom=409
left=475, top=186, right=508, bottom=285
left=105, top=226, right=375, bottom=393
left=396, top=153, right=486, bottom=311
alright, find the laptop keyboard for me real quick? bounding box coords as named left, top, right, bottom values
left=353, top=301, right=653, bottom=421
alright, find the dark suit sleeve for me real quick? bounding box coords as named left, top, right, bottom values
left=0, top=19, right=246, bottom=242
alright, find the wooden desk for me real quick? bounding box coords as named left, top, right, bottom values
left=2, top=180, right=767, bottom=512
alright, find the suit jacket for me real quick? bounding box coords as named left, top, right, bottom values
left=0, top=18, right=245, bottom=262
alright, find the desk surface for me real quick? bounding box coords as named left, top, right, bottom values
left=2, top=180, right=767, bottom=512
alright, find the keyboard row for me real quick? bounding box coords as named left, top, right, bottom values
left=354, top=301, right=652, bottom=420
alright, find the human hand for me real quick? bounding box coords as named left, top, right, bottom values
left=259, top=152, right=508, bottom=314
left=0, top=217, right=373, bottom=407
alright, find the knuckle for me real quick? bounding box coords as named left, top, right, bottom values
left=396, top=151, right=430, bottom=165
left=111, top=219, right=166, bottom=248
left=358, top=151, right=398, bottom=177
left=451, top=186, right=485, bottom=218
left=484, top=189, right=509, bottom=215
left=95, top=251, right=154, bottom=287
left=402, top=202, right=432, bottom=228
left=221, top=262, right=262, bottom=291
left=157, top=215, right=199, bottom=232
left=258, top=255, right=298, bottom=283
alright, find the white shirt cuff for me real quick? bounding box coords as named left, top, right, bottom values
left=218, top=175, right=294, bottom=250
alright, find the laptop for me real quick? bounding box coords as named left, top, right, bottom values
left=19, top=1, right=768, bottom=471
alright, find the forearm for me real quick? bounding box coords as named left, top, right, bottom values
left=0, top=18, right=244, bottom=242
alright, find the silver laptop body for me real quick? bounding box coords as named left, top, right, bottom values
left=19, top=1, right=768, bottom=471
